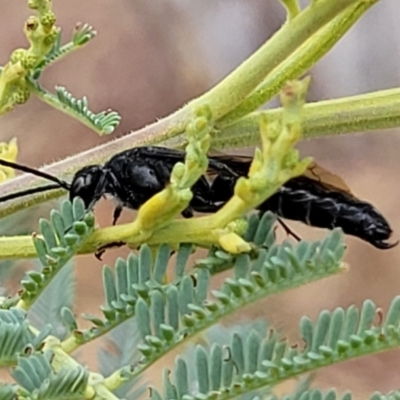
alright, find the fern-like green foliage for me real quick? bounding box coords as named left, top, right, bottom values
left=0, top=308, right=50, bottom=367
left=67, top=213, right=343, bottom=350
left=12, top=351, right=89, bottom=399
left=33, top=24, right=97, bottom=76
left=0, top=384, right=21, bottom=400
left=54, top=86, right=121, bottom=134
left=28, top=262, right=75, bottom=339
left=0, top=200, right=398, bottom=399
left=53, top=211, right=344, bottom=393
left=98, top=320, right=146, bottom=399
left=28, top=81, right=121, bottom=135
left=15, top=198, right=94, bottom=309
left=27, top=21, right=121, bottom=135
left=150, top=296, right=400, bottom=400
left=1, top=1, right=400, bottom=398
left=370, top=392, right=400, bottom=400
left=0, top=197, right=346, bottom=398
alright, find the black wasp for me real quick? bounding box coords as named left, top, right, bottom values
left=0, top=146, right=396, bottom=249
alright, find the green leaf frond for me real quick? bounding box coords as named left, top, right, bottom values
left=370, top=391, right=400, bottom=400
left=267, top=388, right=352, bottom=400
left=179, top=320, right=273, bottom=400
left=249, top=387, right=400, bottom=400
left=61, top=243, right=197, bottom=350
left=54, top=86, right=121, bottom=134
left=15, top=198, right=94, bottom=310
left=72, top=23, right=97, bottom=46
left=148, top=296, right=400, bottom=400
left=0, top=308, right=51, bottom=367
left=98, top=319, right=147, bottom=398
left=28, top=82, right=121, bottom=135
left=32, top=24, right=97, bottom=75
left=65, top=227, right=345, bottom=390
left=11, top=350, right=89, bottom=400
left=28, top=262, right=75, bottom=339
left=0, top=384, right=25, bottom=400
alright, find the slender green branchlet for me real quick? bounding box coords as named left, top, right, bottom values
left=280, top=0, right=301, bottom=20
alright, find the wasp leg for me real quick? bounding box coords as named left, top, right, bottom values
left=182, top=206, right=194, bottom=218
left=208, top=159, right=240, bottom=177
left=95, top=241, right=126, bottom=260
left=277, top=217, right=302, bottom=242
left=189, top=195, right=222, bottom=214
left=113, top=204, right=123, bottom=225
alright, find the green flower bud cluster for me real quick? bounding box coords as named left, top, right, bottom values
left=0, top=0, right=59, bottom=114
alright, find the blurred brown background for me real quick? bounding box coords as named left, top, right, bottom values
left=1, top=0, right=400, bottom=396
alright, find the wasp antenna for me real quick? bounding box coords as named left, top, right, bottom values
left=0, top=183, right=65, bottom=203
left=0, top=159, right=70, bottom=189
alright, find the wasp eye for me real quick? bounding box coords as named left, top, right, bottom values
left=72, top=176, right=86, bottom=192
left=69, top=165, right=104, bottom=209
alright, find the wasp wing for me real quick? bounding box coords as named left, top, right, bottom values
left=208, top=153, right=356, bottom=196
left=302, top=161, right=354, bottom=196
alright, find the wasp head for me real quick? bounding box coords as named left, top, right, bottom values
left=355, top=205, right=397, bottom=250
left=69, top=165, right=106, bottom=209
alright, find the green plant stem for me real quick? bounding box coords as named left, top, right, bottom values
left=0, top=82, right=398, bottom=226
left=211, top=88, right=400, bottom=149
left=0, top=182, right=297, bottom=260
left=217, top=0, right=377, bottom=126
left=0, top=0, right=362, bottom=220
left=1, top=84, right=398, bottom=222
left=189, top=0, right=361, bottom=120
left=0, top=78, right=310, bottom=261
left=0, top=199, right=279, bottom=260
left=0, top=207, right=195, bottom=263
left=0, top=216, right=229, bottom=259
left=40, top=41, right=76, bottom=67
left=280, top=0, right=301, bottom=20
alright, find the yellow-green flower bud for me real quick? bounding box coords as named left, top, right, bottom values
left=218, top=231, right=251, bottom=254
left=2, top=62, right=26, bottom=83
left=10, top=49, right=28, bottom=64
left=13, top=86, right=31, bottom=104
left=282, top=148, right=299, bottom=169
left=227, top=219, right=248, bottom=236
left=28, top=0, right=39, bottom=9
left=195, top=104, right=213, bottom=122
left=0, top=138, right=18, bottom=182
left=41, top=11, right=56, bottom=28
left=44, top=27, right=59, bottom=46
left=21, top=53, right=38, bottom=70
left=193, top=116, right=208, bottom=134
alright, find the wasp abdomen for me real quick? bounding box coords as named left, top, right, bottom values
left=260, top=177, right=395, bottom=249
